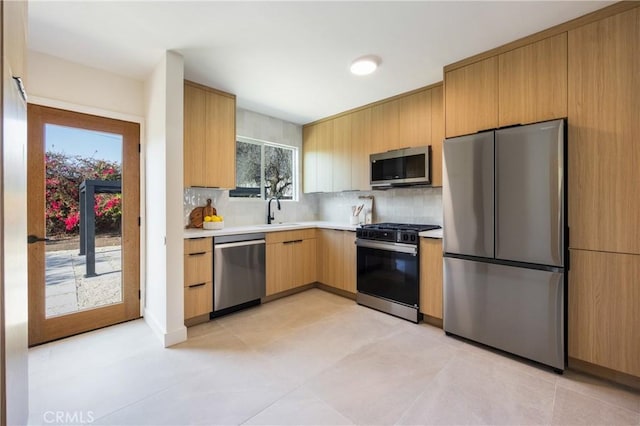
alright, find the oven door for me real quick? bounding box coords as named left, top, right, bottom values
left=356, top=239, right=419, bottom=307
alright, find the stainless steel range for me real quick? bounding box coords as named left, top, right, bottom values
left=356, top=223, right=440, bottom=323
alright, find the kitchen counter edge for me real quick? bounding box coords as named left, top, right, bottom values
left=419, top=229, right=443, bottom=239
left=184, top=221, right=359, bottom=239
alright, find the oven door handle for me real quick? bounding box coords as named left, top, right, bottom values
left=356, top=239, right=417, bottom=256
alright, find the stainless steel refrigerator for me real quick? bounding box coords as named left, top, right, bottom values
left=442, top=119, right=566, bottom=371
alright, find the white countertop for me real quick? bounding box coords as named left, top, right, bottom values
left=184, top=221, right=359, bottom=238
left=419, top=228, right=443, bottom=239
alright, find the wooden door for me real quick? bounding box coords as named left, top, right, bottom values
left=342, top=231, right=357, bottom=293
left=568, top=249, right=640, bottom=377
left=568, top=8, right=640, bottom=254
left=27, top=105, right=140, bottom=346
left=302, top=123, right=318, bottom=193
left=301, top=238, right=317, bottom=285
left=399, top=89, right=431, bottom=150
left=420, top=238, right=443, bottom=319
left=315, top=120, right=334, bottom=192
left=430, top=85, right=444, bottom=187
left=445, top=56, right=498, bottom=137
left=498, top=33, right=568, bottom=127
left=183, top=82, right=207, bottom=187
left=332, top=114, right=352, bottom=192
left=205, top=89, right=236, bottom=188
left=350, top=107, right=371, bottom=191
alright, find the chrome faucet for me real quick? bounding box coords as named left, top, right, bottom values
left=267, top=197, right=281, bottom=224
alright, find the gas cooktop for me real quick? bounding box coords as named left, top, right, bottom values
left=360, top=223, right=441, bottom=232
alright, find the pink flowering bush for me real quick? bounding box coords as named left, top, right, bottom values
left=46, top=151, right=122, bottom=236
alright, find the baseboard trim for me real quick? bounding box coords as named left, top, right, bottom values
left=315, top=283, right=356, bottom=300
left=422, top=314, right=443, bottom=328
left=144, top=309, right=187, bottom=347
left=568, top=357, right=640, bottom=391
left=261, top=283, right=316, bottom=303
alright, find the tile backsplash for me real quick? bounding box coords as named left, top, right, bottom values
left=184, top=186, right=443, bottom=228
left=314, top=187, right=443, bottom=226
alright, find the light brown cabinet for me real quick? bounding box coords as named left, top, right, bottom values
left=332, top=114, right=352, bottom=192
left=568, top=249, right=640, bottom=377
left=350, top=108, right=372, bottom=191
left=184, top=238, right=213, bottom=322
left=266, top=230, right=317, bottom=296
left=430, top=85, right=444, bottom=187
left=183, top=81, right=236, bottom=189
left=499, top=33, right=568, bottom=127
left=318, top=229, right=356, bottom=293
left=568, top=8, right=640, bottom=254
left=303, top=83, right=444, bottom=192
left=302, top=124, right=318, bottom=193
left=419, top=238, right=443, bottom=320
left=445, top=57, right=498, bottom=138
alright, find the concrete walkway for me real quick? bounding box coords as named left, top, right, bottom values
left=45, top=245, right=122, bottom=317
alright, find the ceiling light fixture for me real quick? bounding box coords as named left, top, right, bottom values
left=350, top=55, right=380, bottom=76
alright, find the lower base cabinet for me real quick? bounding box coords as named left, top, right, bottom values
left=318, top=229, right=356, bottom=293
left=569, top=249, right=640, bottom=377
left=420, top=238, right=443, bottom=320
left=266, top=229, right=317, bottom=296
left=184, top=237, right=213, bottom=322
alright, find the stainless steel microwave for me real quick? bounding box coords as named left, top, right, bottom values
left=370, top=146, right=431, bottom=187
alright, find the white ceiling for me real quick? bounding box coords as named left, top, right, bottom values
left=29, top=1, right=613, bottom=125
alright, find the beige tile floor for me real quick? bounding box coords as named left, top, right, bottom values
left=28, top=289, right=640, bottom=426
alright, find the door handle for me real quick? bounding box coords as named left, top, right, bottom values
left=27, top=235, right=49, bottom=244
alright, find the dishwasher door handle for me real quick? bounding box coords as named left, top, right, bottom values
left=215, top=239, right=266, bottom=250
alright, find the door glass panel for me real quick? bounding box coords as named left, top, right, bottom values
left=44, top=124, right=123, bottom=318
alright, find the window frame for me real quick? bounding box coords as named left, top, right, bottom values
left=231, top=135, right=299, bottom=201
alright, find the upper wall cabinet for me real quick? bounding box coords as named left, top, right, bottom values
left=499, top=33, right=568, bottom=127
left=183, top=81, right=236, bottom=189
left=568, top=8, right=640, bottom=254
left=445, top=57, right=498, bottom=138
left=303, top=84, right=444, bottom=192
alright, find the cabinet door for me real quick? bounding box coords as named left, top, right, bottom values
left=568, top=249, right=640, bottom=377
left=568, top=8, right=640, bottom=254
left=430, top=85, right=444, bottom=187
left=184, top=282, right=213, bottom=320
left=342, top=231, right=357, bottom=293
left=315, top=120, right=334, bottom=192
left=184, top=252, right=213, bottom=287
left=183, top=83, right=207, bottom=187
left=371, top=100, right=400, bottom=154
left=499, top=33, right=568, bottom=127
left=303, top=124, right=318, bottom=193
left=419, top=238, right=443, bottom=319
left=351, top=108, right=371, bottom=191
left=301, top=238, right=317, bottom=285
left=445, top=56, right=498, bottom=137
left=205, top=92, right=236, bottom=188
left=318, top=229, right=343, bottom=288
left=266, top=242, right=290, bottom=296
left=332, top=114, right=352, bottom=192
left=399, top=89, right=431, bottom=150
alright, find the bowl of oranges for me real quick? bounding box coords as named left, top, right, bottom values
left=203, top=215, right=224, bottom=230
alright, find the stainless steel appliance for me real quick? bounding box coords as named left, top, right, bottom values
left=442, top=119, right=567, bottom=371
left=356, top=223, right=440, bottom=322
left=370, top=146, right=431, bottom=187
left=213, top=233, right=266, bottom=314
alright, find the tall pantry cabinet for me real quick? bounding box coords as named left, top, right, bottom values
left=567, top=7, right=640, bottom=379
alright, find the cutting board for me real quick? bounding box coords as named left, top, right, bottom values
left=187, top=198, right=217, bottom=229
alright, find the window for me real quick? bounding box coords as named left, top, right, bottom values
left=230, top=137, right=297, bottom=200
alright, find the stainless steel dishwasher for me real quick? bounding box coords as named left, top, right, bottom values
left=213, top=233, right=266, bottom=314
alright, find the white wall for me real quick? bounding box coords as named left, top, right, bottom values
left=183, top=108, right=318, bottom=227
left=3, top=1, right=29, bottom=424
left=144, top=51, right=186, bottom=347
left=28, top=51, right=144, bottom=119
